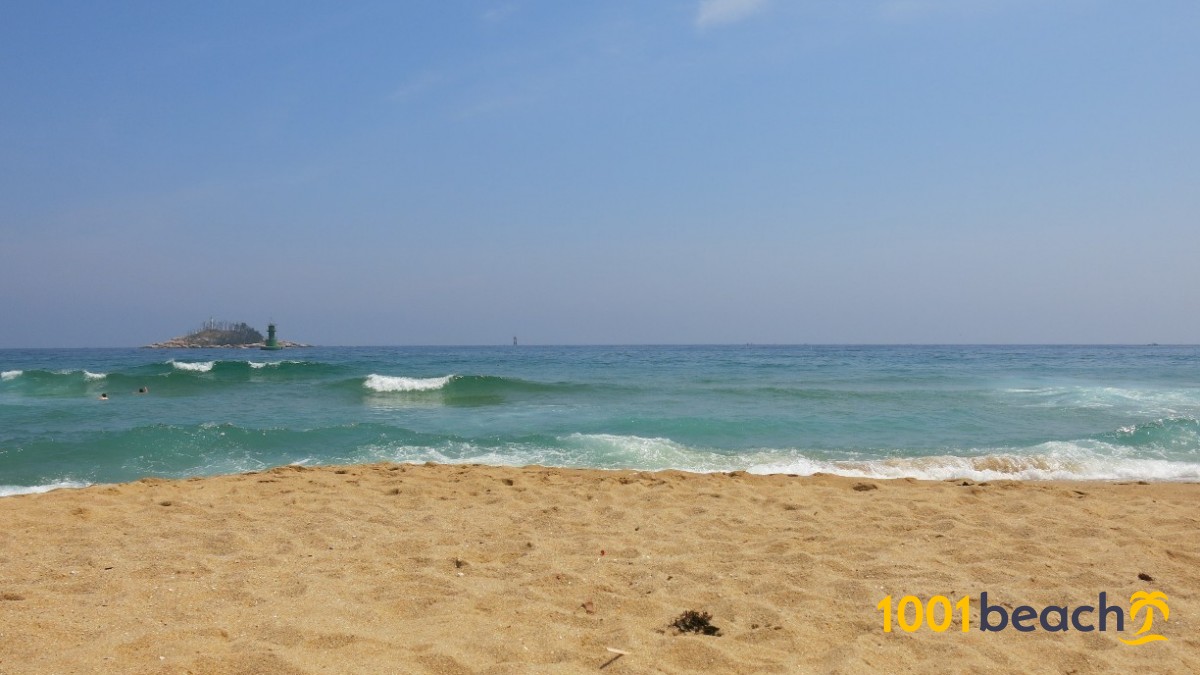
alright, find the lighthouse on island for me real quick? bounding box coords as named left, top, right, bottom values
left=260, top=323, right=283, bottom=351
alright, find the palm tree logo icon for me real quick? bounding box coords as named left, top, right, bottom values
left=1120, top=591, right=1169, bottom=645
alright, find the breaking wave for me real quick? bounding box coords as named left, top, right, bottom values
left=3, top=420, right=1199, bottom=497
left=0, top=480, right=91, bottom=497
left=170, top=360, right=214, bottom=372
left=364, top=374, right=454, bottom=392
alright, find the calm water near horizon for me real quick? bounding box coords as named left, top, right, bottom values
left=2, top=345, right=1199, bottom=495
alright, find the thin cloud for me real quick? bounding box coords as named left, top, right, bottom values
left=879, top=0, right=1020, bottom=20
left=696, top=0, right=769, bottom=29
left=481, top=3, right=519, bottom=23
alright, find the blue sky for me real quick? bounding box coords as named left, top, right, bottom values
left=2, top=0, right=1197, bottom=346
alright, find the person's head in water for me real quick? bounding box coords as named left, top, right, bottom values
left=137, top=387, right=148, bottom=394
left=99, top=393, right=108, bottom=400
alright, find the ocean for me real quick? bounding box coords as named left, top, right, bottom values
left=2, top=345, right=1198, bottom=495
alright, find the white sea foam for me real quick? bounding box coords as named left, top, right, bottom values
left=364, top=374, right=454, bottom=392
left=745, top=442, right=1200, bottom=482
left=552, top=434, right=1200, bottom=481
left=249, top=360, right=299, bottom=369
left=0, top=480, right=90, bottom=497
left=353, top=432, right=1200, bottom=482
left=558, top=433, right=713, bottom=468
left=1, top=370, right=22, bottom=381
left=250, top=361, right=285, bottom=370
left=1008, top=385, right=1199, bottom=415
left=48, top=369, right=107, bottom=379
left=171, top=360, right=214, bottom=373
left=356, top=434, right=743, bottom=474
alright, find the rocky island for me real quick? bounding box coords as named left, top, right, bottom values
left=144, top=320, right=310, bottom=349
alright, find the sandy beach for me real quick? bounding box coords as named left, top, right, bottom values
left=1, top=464, right=1196, bottom=674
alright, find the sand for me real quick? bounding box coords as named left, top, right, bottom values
left=1, top=464, right=1197, bottom=674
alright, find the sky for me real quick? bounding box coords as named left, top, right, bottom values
left=1, top=0, right=1197, bottom=347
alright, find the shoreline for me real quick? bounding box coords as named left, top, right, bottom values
left=3, top=459, right=1198, bottom=499
left=5, top=461, right=1199, bottom=500
left=2, top=463, right=1196, bottom=673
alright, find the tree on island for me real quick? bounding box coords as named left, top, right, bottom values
left=184, top=321, right=264, bottom=346
left=145, top=320, right=309, bottom=348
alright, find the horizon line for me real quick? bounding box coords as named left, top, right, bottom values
left=1, top=342, right=1195, bottom=350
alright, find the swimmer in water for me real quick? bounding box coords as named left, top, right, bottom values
left=99, top=393, right=108, bottom=400
left=137, top=386, right=148, bottom=394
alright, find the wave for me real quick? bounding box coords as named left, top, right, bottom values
left=364, top=374, right=454, bottom=392
left=3, top=365, right=594, bottom=404
left=33, top=368, right=109, bottom=379
left=248, top=360, right=309, bottom=370
left=354, top=433, right=1200, bottom=482
left=535, top=433, right=1200, bottom=481
left=170, top=360, right=214, bottom=372
left=744, top=447, right=1200, bottom=482
left=0, top=369, right=112, bottom=396
left=740, top=419, right=1200, bottom=481
left=0, top=480, right=90, bottom=497
left=346, top=432, right=725, bottom=472
left=342, top=419, right=1200, bottom=480
left=167, top=359, right=329, bottom=374
left=4, top=421, right=1199, bottom=495
left=1003, top=385, right=1200, bottom=413
left=0, top=360, right=360, bottom=397
left=359, top=374, right=593, bottom=405
left=1107, top=417, right=1200, bottom=449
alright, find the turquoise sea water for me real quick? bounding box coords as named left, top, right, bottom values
left=2, top=345, right=1199, bottom=494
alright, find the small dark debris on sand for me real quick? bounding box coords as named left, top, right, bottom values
left=670, top=610, right=721, bottom=636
